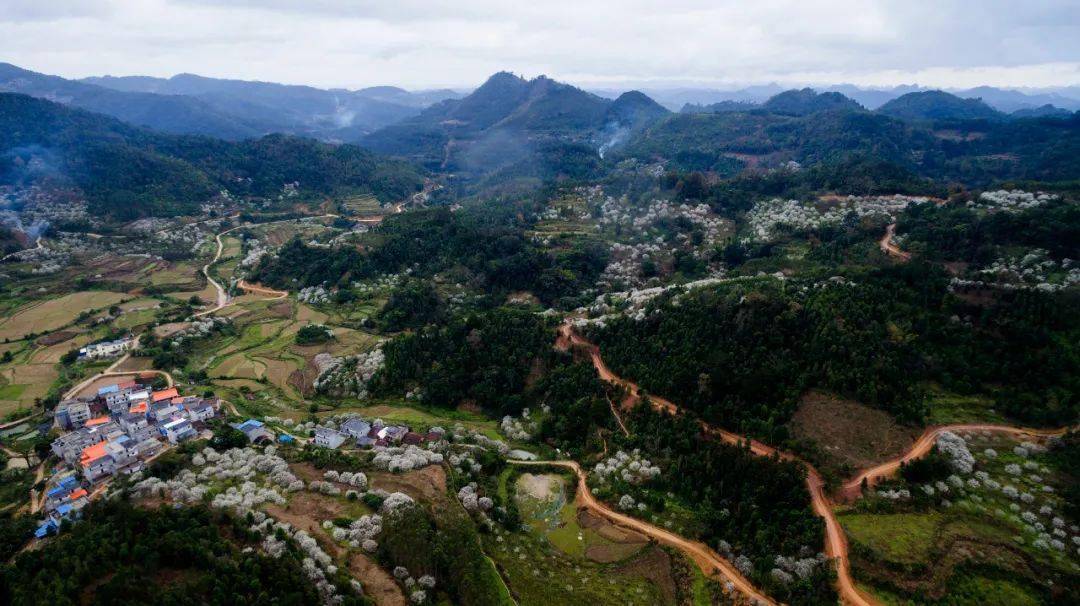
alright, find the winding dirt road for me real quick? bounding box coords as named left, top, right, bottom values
left=841, top=423, right=1070, bottom=499
left=194, top=225, right=239, bottom=316
left=509, top=459, right=776, bottom=606
left=558, top=322, right=876, bottom=606
left=879, top=223, right=911, bottom=261
left=559, top=321, right=1074, bottom=605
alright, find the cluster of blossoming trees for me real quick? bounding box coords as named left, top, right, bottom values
left=872, top=431, right=1080, bottom=558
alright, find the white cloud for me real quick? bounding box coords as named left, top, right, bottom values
left=0, top=0, right=1076, bottom=89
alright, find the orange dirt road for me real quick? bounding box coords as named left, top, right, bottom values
left=237, top=279, right=288, bottom=300
left=509, top=459, right=777, bottom=606
left=558, top=321, right=878, bottom=606
left=879, top=223, right=911, bottom=261
left=841, top=423, right=1070, bottom=499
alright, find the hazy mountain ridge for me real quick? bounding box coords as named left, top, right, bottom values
left=361, top=72, right=669, bottom=173
left=0, top=62, right=269, bottom=139
left=82, top=71, right=463, bottom=136
left=0, top=63, right=463, bottom=143
left=594, top=83, right=1080, bottom=113
left=0, top=93, right=422, bottom=219
left=877, top=91, right=1004, bottom=121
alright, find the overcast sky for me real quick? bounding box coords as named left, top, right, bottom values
left=2, top=0, right=1078, bottom=91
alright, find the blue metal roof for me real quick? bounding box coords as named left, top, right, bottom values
left=35, top=520, right=58, bottom=538
left=278, top=434, right=295, bottom=443
left=98, top=384, right=120, bottom=395
left=56, top=504, right=73, bottom=515
left=237, top=419, right=264, bottom=430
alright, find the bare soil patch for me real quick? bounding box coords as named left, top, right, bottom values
left=268, top=300, right=294, bottom=318
left=368, top=465, right=448, bottom=503
left=578, top=509, right=647, bottom=544
left=36, top=331, right=77, bottom=346
left=613, top=546, right=678, bottom=605
left=518, top=473, right=559, bottom=501
left=348, top=552, right=407, bottom=606
left=155, top=322, right=190, bottom=338
left=790, top=390, right=919, bottom=474
left=264, top=492, right=344, bottom=557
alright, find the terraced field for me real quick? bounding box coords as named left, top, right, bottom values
left=0, top=291, right=128, bottom=341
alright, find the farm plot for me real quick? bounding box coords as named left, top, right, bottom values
left=0, top=291, right=128, bottom=340
left=0, top=362, right=59, bottom=415
left=483, top=472, right=675, bottom=606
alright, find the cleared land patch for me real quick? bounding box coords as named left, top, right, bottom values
left=0, top=291, right=128, bottom=340
left=790, top=390, right=920, bottom=477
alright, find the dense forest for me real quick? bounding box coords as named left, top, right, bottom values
left=0, top=501, right=359, bottom=606
left=898, top=198, right=1080, bottom=263
left=0, top=93, right=422, bottom=219
left=588, top=265, right=1078, bottom=441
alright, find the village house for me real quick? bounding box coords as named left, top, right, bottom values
left=119, top=412, right=154, bottom=441
left=131, top=437, right=163, bottom=459
left=55, top=399, right=92, bottom=430
left=233, top=419, right=274, bottom=444
left=43, top=475, right=80, bottom=512
left=149, top=400, right=180, bottom=424
left=186, top=399, right=216, bottom=423
left=128, top=388, right=150, bottom=403
left=79, top=442, right=114, bottom=482
left=313, top=426, right=347, bottom=449
left=341, top=417, right=371, bottom=440
left=161, top=417, right=197, bottom=444
left=78, top=337, right=133, bottom=360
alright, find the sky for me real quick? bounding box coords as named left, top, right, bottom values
left=2, top=0, right=1079, bottom=91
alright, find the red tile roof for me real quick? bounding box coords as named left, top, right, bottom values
left=151, top=388, right=179, bottom=402
left=129, top=401, right=148, bottom=414
left=80, top=442, right=108, bottom=466
left=85, top=416, right=110, bottom=427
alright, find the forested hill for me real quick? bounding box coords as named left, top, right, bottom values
left=618, top=103, right=1080, bottom=185
left=0, top=93, right=423, bottom=219
left=360, top=72, right=668, bottom=174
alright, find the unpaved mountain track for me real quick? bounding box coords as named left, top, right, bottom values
left=879, top=223, right=910, bottom=261
left=841, top=423, right=1070, bottom=499
left=559, top=320, right=1073, bottom=605
left=558, top=321, right=877, bottom=606
left=508, top=459, right=776, bottom=606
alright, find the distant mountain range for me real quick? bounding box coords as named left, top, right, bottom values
left=2, top=63, right=1077, bottom=190
left=593, top=83, right=1080, bottom=113
left=0, top=63, right=462, bottom=142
